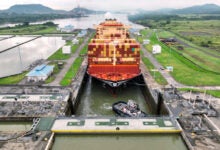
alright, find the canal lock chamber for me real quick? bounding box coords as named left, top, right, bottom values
left=72, top=74, right=168, bottom=117
left=51, top=74, right=188, bottom=150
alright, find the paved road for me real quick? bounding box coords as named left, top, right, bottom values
left=48, top=32, right=93, bottom=86
left=134, top=34, right=220, bottom=90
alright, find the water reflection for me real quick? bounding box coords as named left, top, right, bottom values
left=52, top=14, right=144, bottom=29
left=0, top=122, right=32, bottom=131
left=0, top=14, right=144, bottom=29
left=0, top=36, right=65, bottom=78
left=52, top=134, right=187, bottom=150
left=75, top=78, right=150, bottom=117
left=0, top=36, right=36, bottom=52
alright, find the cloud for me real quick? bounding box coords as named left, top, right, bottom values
left=0, top=0, right=220, bottom=11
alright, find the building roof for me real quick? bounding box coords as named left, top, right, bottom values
left=26, top=64, right=54, bottom=77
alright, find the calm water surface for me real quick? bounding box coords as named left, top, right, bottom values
left=52, top=134, right=187, bottom=150
left=0, top=122, right=32, bottom=131
left=75, top=77, right=150, bottom=117
left=0, top=36, right=65, bottom=78
left=0, top=14, right=144, bottom=29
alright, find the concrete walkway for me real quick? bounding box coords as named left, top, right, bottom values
left=51, top=118, right=180, bottom=134
left=48, top=32, right=93, bottom=86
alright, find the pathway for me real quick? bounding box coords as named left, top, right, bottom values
left=48, top=32, right=93, bottom=86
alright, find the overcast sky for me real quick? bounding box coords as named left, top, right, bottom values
left=1, top=0, right=220, bottom=11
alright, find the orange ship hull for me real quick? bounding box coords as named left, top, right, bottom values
left=88, top=64, right=141, bottom=87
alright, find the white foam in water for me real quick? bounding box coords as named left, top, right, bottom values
left=102, top=103, right=112, bottom=110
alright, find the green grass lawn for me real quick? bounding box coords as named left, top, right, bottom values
left=80, top=45, right=88, bottom=55
left=59, top=32, right=95, bottom=86
left=142, top=57, right=168, bottom=85
left=164, top=20, right=220, bottom=52
left=48, top=38, right=83, bottom=61
left=145, top=31, right=220, bottom=86
left=60, top=57, right=83, bottom=86
left=0, top=24, right=61, bottom=35
left=0, top=72, right=26, bottom=85
left=157, top=30, right=220, bottom=74
left=47, top=48, right=71, bottom=60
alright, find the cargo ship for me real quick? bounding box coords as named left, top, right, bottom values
left=87, top=19, right=141, bottom=87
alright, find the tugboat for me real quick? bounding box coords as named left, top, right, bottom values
left=112, top=100, right=147, bottom=117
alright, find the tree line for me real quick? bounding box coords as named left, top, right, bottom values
left=128, top=13, right=220, bottom=28
left=0, top=13, right=81, bottom=25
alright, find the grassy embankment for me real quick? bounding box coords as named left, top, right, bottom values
left=157, top=30, right=220, bottom=74
left=59, top=32, right=95, bottom=86
left=0, top=72, right=27, bottom=85
left=0, top=24, right=61, bottom=35
left=144, top=30, right=220, bottom=86
left=163, top=20, right=220, bottom=52
left=142, top=57, right=168, bottom=85
left=134, top=29, right=168, bottom=85
left=39, top=34, right=84, bottom=84
left=45, top=37, right=83, bottom=84
left=48, top=38, right=83, bottom=60
left=60, top=57, right=83, bottom=86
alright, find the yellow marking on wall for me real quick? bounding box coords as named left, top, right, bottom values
left=52, top=129, right=182, bottom=134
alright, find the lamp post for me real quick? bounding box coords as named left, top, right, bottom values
left=17, top=43, right=23, bottom=73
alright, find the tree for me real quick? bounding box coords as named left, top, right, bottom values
left=166, top=20, right=171, bottom=24
left=22, top=22, right=29, bottom=26
left=43, top=21, right=57, bottom=27
left=207, top=40, right=212, bottom=44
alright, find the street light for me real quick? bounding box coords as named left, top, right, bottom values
left=16, top=43, right=23, bottom=73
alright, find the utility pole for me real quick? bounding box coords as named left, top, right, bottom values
left=17, top=43, right=23, bottom=73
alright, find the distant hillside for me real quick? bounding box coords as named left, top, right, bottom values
left=71, top=7, right=94, bottom=14
left=172, top=4, right=220, bottom=14
left=135, top=4, right=220, bottom=14
left=70, top=7, right=105, bottom=15
left=0, top=4, right=104, bottom=15
left=0, top=4, right=105, bottom=25
left=3, top=4, right=67, bottom=14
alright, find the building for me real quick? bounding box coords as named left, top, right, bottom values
left=166, top=66, right=174, bottom=72
left=60, top=25, right=74, bottom=33
left=62, top=46, right=71, bottom=54
left=77, top=29, right=87, bottom=37
left=26, top=64, right=54, bottom=82
left=143, top=39, right=150, bottom=45
left=72, top=38, right=79, bottom=45
left=152, top=44, right=162, bottom=54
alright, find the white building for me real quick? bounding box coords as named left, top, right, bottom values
left=72, top=38, right=79, bottom=45
left=152, top=44, right=162, bottom=54
left=77, top=29, right=87, bottom=38
left=143, top=39, right=150, bottom=45
left=166, top=66, right=174, bottom=72
left=62, top=46, right=71, bottom=54
left=60, top=25, right=74, bottom=33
